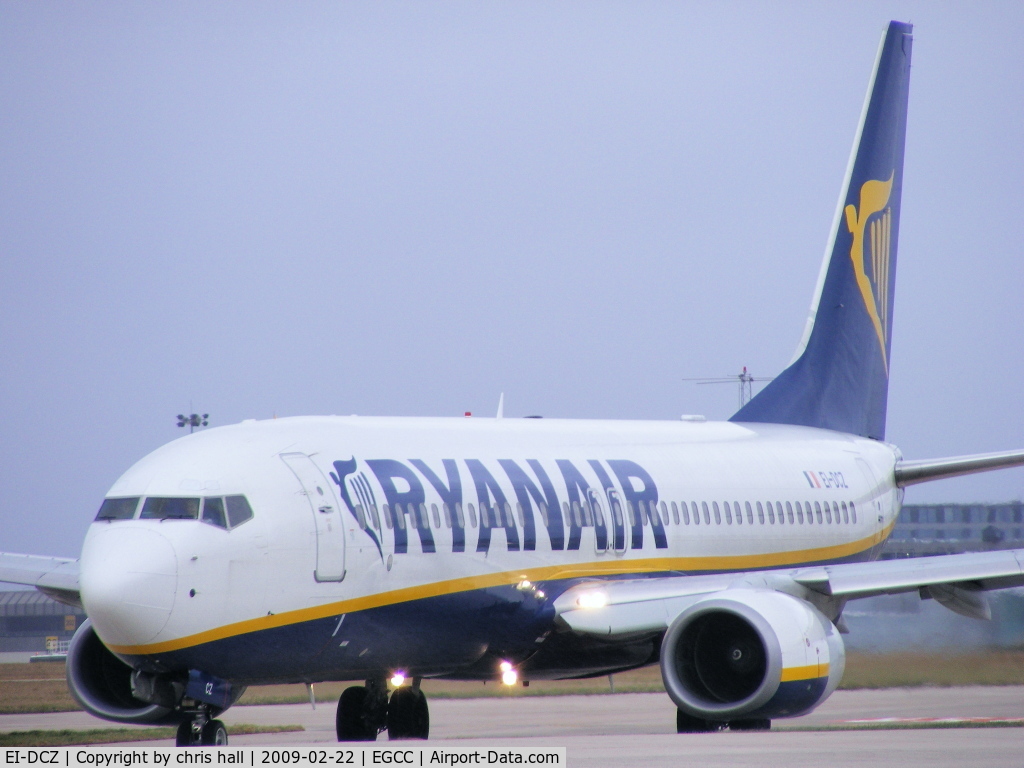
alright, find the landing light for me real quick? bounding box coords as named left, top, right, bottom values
left=576, top=591, right=608, bottom=610
left=390, top=673, right=406, bottom=687
left=501, top=669, right=518, bottom=686
left=499, top=661, right=512, bottom=672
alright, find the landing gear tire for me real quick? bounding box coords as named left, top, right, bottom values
left=175, top=721, right=193, bottom=747
left=676, top=709, right=720, bottom=733
left=387, top=687, right=429, bottom=740
left=201, top=719, right=229, bottom=745
left=729, top=718, right=771, bottom=731
left=337, top=686, right=377, bottom=741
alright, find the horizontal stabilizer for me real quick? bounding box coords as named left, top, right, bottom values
left=895, top=448, right=1024, bottom=486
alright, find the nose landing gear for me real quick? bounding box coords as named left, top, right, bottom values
left=336, top=677, right=429, bottom=741
left=176, top=709, right=229, bottom=746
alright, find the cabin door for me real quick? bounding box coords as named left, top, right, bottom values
left=281, top=452, right=346, bottom=582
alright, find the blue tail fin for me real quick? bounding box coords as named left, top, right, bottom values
left=731, top=21, right=912, bottom=440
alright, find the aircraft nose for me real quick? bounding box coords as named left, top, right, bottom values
left=80, top=526, right=178, bottom=647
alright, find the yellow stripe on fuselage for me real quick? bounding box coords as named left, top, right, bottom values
left=780, top=663, right=828, bottom=682
left=107, top=522, right=894, bottom=656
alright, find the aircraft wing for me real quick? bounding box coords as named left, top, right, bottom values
left=0, top=552, right=81, bottom=608
left=555, top=548, right=1024, bottom=636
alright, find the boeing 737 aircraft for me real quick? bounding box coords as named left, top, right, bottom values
left=4, top=20, right=1024, bottom=746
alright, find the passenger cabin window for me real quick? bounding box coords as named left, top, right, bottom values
left=95, top=497, right=141, bottom=521
left=141, top=497, right=200, bottom=520
left=850, top=502, right=858, bottom=524
left=202, top=497, right=227, bottom=529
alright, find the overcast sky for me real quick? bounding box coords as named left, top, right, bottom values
left=2, top=2, right=1022, bottom=558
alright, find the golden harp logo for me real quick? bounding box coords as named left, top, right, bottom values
left=844, top=172, right=894, bottom=375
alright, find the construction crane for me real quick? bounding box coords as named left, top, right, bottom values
left=682, top=367, right=774, bottom=409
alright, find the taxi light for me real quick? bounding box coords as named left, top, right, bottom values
left=502, top=669, right=518, bottom=686
left=576, top=591, right=608, bottom=609
left=499, top=661, right=513, bottom=672
left=390, top=673, right=406, bottom=687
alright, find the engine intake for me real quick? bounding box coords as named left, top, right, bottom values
left=660, top=589, right=845, bottom=721
left=66, top=619, right=181, bottom=725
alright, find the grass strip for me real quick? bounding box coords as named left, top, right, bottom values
left=0, top=724, right=303, bottom=747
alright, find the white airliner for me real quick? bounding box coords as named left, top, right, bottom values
left=3, top=20, right=1024, bottom=747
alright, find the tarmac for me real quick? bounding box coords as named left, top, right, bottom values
left=4, top=687, right=1024, bottom=767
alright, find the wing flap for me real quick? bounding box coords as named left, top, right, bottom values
left=793, top=549, right=1024, bottom=599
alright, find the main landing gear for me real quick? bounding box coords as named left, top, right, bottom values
left=176, top=708, right=229, bottom=746
left=675, top=710, right=770, bottom=733
left=337, top=677, right=429, bottom=741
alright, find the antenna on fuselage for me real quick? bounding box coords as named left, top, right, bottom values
left=683, top=367, right=774, bottom=408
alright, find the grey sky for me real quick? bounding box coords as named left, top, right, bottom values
left=1, top=2, right=1022, bottom=558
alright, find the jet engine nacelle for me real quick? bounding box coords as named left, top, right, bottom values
left=660, top=589, right=845, bottom=722
left=66, top=619, right=180, bottom=725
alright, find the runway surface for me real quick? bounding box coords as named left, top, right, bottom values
left=4, top=687, right=1024, bottom=767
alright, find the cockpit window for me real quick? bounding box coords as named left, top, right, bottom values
left=95, top=497, right=141, bottom=521
left=140, top=497, right=201, bottom=520
left=225, top=495, right=254, bottom=528
left=201, top=497, right=227, bottom=529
